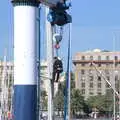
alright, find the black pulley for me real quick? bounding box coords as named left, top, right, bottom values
left=47, top=10, right=72, bottom=26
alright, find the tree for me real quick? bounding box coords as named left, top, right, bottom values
left=54, top=71, right=75, bottom=115
left=54, top=72, right=91, bottom=118
left=83, top=102, right=92, bottom=116
left=54, top=90, right=64, bottom=115
left=71, top=89, right=85, bottom=117
left=86, top=92, right=113, bottom=116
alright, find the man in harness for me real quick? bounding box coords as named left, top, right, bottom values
left=53, top=57, right=63, bottom=82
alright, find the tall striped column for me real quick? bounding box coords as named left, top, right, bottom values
left=11, top=0, right=40, bottom=120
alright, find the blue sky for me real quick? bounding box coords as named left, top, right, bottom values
left=72, top=0, right=120, bottom=53
left=0, top=0, right=13, bottom=61
left=0, top=0, right=120, bottom=61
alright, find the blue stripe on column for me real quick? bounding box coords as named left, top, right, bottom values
left=13, top=85, right=37, bottom=120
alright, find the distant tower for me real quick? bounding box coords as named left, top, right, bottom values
left=11, top=0, right=40, bottom=120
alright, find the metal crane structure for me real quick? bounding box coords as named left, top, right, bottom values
left=11, top=0, right=72, bottom=120
left=44, top=1, right=72, bottom=120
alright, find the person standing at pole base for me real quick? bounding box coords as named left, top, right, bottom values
left=53, top=57, right=63, bottom=82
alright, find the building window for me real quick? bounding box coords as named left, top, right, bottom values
left=0, top=88, right=2, bottom=92
left=106, top=63, right=110, bottom=67
left=81, top=89, right=85, bottom=94
left=115, top=75, right=118, bottom=81
left=89, top=83, right=93, bottom=88
left=115, top=62, right=118, bottom=67
left=11, top=66, right=13, bottom=70
left=98, top=83, right=101, bottom=88
left=90, top=56, right=93, bottom=60
left=1, top=66, right=3, bottom=70
left=115, top=56, right=118, bottom=60
left=98, top=63, right=101, bottom=67
left=97, top=92, right=102, bottom=95
left=98, top=56, right=101, bottom=60
left=81, top=82, right=85, bottom=88
left=7, top=66, right=9, bottom=70
left=81, top=63, right=85, bottom=66
left=98, top=76, right=101, bottom=81
left=89, top=63, right=93, bottom=67
left=115, top=56, right=118, bottom=67
left=89, top=92, right=94, bottom=95
left=81, top=77, right=85, bottom=81
left=106, top=56, right=109, bottom=60
left=105, top=70, right=109, bottom=74
left=106, top=83, right=110, bottom=88
left=106, top=76, right=110, bottom=81
left=89, top=69, right=93, bottom=74
left=81, top=56, right=85, bottom=60
left=81, top=70, right=85, bottom=74
left=9, top=74, right=12, bottom=86
left=89, top=76, right=93, bottom=81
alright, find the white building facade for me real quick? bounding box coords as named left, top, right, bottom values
left=73, top=49, right=120, bottom=99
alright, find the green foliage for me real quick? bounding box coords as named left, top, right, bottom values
left=71, top=89, right=85, bottom=115
left=54, top=72, right=76, bottom=115
left=83, top=102, right=92, bottom=115
left=54, top=72, right=91, bottom=116
left=86, top=92, right=113, bottom=114
left=54, top=71, right=116, bottom=117
left=54, top=90, right=64, bottom=111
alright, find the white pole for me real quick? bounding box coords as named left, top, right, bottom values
left=45, top=7, right=54, bottom=120
left=12, top=1, right=40, bottom=120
